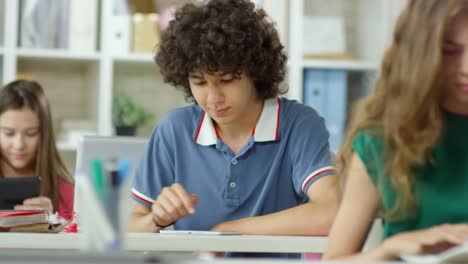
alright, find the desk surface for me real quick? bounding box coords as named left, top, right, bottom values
left=0, top=249, right=402, bottom=264
left=0, top=233, right=327, bottom=253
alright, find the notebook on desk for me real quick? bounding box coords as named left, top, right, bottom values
left=0, top=209, right=48, bottom=228
left=0, top=209, right=65, bottom=232
left=401, top=243, right=468, bottom=263
left=160, top=230, right=241, bottom=236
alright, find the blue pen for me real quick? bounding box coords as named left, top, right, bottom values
left=117, top=159, right=131, bottom=185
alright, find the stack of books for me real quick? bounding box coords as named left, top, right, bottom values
left=0, top=210, right=61, bottom=232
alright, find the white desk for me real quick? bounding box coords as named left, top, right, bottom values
left=0, top=233, right=327, bottom=253
left=0, top=250, right=402, bottom=264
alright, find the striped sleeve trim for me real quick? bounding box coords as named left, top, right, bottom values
left=301, top=166, right=336, bottom=193
left=131, top=188, right=155, bottom=205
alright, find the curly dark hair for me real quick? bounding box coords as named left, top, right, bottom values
left=155, top=0, right=287, bottom=102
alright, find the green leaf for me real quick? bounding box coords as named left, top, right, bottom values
left=112, top=90, right=155, bottom=127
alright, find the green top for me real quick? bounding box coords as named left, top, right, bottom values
left=353, top=111, right=468, bottom=238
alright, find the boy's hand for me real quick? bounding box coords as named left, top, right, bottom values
left=152, top=183, right=198, bottom=228
left=15, top=196, right=54, bottom=214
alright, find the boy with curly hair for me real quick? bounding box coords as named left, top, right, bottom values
left=129, top=0, right=340, bottom=257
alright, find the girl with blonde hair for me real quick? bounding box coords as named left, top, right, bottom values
left=324, top=0, right=468, bottom=260
left=0, top=80, right=74, bottom=220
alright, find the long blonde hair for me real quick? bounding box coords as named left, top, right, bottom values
left=0, top=80, right=73, bottom=211
left=337, top=0, right=466, bottom=220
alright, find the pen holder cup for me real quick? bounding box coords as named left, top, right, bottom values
left=75, top=171, right=133, bottom=252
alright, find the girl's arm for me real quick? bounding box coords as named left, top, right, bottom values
left=323, top=152, right=384, bottom=260
left=324, top=153, right=468, bottom=261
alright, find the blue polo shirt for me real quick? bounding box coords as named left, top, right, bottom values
left=132, top=97, right=335, bottom=231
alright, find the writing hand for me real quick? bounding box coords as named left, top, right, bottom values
left=152, top=183, right=198, bottom=228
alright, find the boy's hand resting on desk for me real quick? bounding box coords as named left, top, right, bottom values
left=378, top=223, right=468, bottom=259
left=14, top=196, right=53, bottom=214
left=152, top=183, right=198, bottom=227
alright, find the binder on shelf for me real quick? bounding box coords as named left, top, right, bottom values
left=303, top=70, right=327, bottom=117
left=326, top=70, right=348, bottom=151
left=303, top=69, right=348, bottom=152
left=20, top=0, right=69, bottom=49
left=57, top=0, right=70, bottom=49
left=110, top=15, right=131, bottom=55
left=68, top=0, right=97, bottom=52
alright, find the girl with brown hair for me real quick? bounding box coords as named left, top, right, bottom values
left=324, top=0, right=468, bottom=260
left=0, top=80, right=74, bottom=220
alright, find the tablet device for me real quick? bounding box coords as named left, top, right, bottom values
left=160, top=230, right=241, bottom=236
left=0, top=176, right=40, bottom=209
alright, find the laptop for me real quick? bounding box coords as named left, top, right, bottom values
left=73, top=136, right=148, bottom=216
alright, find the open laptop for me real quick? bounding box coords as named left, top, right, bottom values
left=73, top=135, right=148, bottom=216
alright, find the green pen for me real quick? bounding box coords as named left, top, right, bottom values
left=91, top=159, right=105, bottom=200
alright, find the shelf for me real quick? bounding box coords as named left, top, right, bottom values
left=301, top=59, right=378, bottom=71
left=16, top=48, right=101, bottom=61
left=112, top=53, right=155, bottom=64
left=57, top=140, right=77, bottom=151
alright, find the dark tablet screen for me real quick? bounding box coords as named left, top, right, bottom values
left=0, top=176, right=40, bottom=209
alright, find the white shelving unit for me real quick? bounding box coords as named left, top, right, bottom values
left=301, top=59, right=378, bottom=71
left=285, top=0, right=402, bottom=102
left=16, top=48, right=101, bottom=61
left=280, top=0, right=406, bottom=151
left=112, top=53, right=155, bottom=64
left=0, top=0, right=185, bottom=156
left=0, top=0, right=406, bottom=159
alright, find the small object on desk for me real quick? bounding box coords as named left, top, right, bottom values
left=7, top=222, right=66, bottom=233
left=0, top=209, right=67, bottom=233
left=0, top=176, right=40, bottom=209
left=160, top=230, right=241, bottom=236
left=79, top=157, right=132, bottom=252
left=64, top=222, right=78, bottom=233
left=0, top=209, right=48, bottom=227
left=401, top=242, right=468, bottom=264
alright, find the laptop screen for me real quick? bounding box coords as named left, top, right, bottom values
left=73, top=136, right=147, bottom=215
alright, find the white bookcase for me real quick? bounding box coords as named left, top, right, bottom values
left=285, top=0, right=405, bottom=102
left=0, top=0, right=187, bottom=155
left=0, top=0, right=406, bottom=158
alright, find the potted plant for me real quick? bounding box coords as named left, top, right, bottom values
left=112, top=91, right=154, bottom=136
